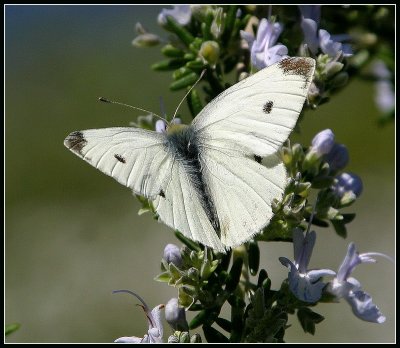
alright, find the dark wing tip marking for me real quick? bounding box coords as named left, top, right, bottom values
left=263, top=101, right=273, bottom=114
left=114, top=154, right=126, bottom=163
left=278, top=57, right=314, bottom=79
left=159, top=189, right=165, bottom=198
left=254, top=155, right=262, bottom=163
left=64, top=131, right=87, bottom=156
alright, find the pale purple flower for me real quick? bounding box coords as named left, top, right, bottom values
left=240, top=18, right=288, bottom=69
left=327, top=243, right=393, bottom=323
left=279, top=228, right=336, bottom=303
left=299, top=5, right=321, bottom=55
left=332, top=172, right=363, bottom=199
left=158, top=5, right=192, bottom=26
left=375, top=80, right=395, bottom=113
left=311, top=129, right=335, bottom=155
left=325, top=143, right=349, bottom=172
left=371, top=60, right=395, bottom=114
left=165, top=298, right=188, bottom=331
left=155, top=118, right=182, bottom=133
left=299, top=5, right=352, bottom=57
left=319, top=29, right=353, bottom=58
left=113, top=290, right=164, bottom=343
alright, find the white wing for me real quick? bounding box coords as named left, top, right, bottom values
left=152, top=160, right=225, bottom=251
left=192, top=57, right=315, bottom=157
left=199, top=148, right=287, bottom=248
left=64, top=128, right=173, bottom=199
left=190, top=57, right=315, bottom=247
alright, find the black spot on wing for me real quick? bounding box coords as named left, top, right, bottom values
left=263, top=101, right=273, bottom=114
left=114, top=154, right=126, bottom=163
left=65, top=131, right=87, bottom=156
left=254, top=155, right=262, bottom=163
left=159, top=189, right=165, bottom=198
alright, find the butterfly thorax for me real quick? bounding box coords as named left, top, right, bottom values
left=165, top=125, right=221, bottom=236
left=166, top=123, right=188, bottom=135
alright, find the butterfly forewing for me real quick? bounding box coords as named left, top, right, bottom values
left=192, top=57, right=316, bottom=157
left=64, top=128, right=173, bottom=199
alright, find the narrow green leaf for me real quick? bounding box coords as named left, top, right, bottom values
left=174, top=231, right=201, bottom=251
left=225, top=257, right=243, bottom=292
left=248, top=240, right=260, bottom=276
left=187, top=88, right=203, bottom=118
left=170, top=72, right=199, bottom=91
left=5, top=323, right=21, bottom=336
left=161, top=44, right=184, bottom=58
left=331, top=220, right=347, bottom=238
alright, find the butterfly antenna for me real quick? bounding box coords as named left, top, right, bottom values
left=98, top=97, right=168, bottom=123
left=171, top=69, right=206, bottom=123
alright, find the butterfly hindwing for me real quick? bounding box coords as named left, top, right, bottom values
left=198, top=148, right=287, bottom=248
left=152, top=159, right=225, bottom=251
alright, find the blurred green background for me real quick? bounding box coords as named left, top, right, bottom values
left=5, top=5, right=394, bottom=343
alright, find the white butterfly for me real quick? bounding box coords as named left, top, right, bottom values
left=64, top=57, right=315, bottom=252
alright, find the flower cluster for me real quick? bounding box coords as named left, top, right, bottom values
left=111, top=5, right=394, bottom=343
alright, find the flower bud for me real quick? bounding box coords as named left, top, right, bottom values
left=325, top=143, right=349, bottom=172
left=311, top=129, right=335, bottom=155
left=332, top=172, right=363, bottom=199
left=210, top=7, right=224, bottom=39
left=167, top=335, right=179, bottom=343
left=163, top=244, right=183, bottom=268
left=132, top=33, right=161, bottom=48
left=190, top=333, right=202, bottom=343
left=324, top=61, right=344, bottom=78
left=155, top=120, right=167, bottom=133
left=165, top=298, right=189, bottom=331
left=199, top=41, right=220, bottom=68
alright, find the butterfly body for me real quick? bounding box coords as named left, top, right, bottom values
left=65, top=57, right=315, bottom=252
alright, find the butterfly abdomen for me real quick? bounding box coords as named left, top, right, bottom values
left=166, top=126, right=221, bottom=236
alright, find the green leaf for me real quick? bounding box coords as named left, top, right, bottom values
left=172, top=66, right=194, bottom=80
left=186, top=59, right=206, bottom=70
left=342, top=213, right=356, bottom=224
left=174, top=231, right=201, bottom=251
left=179, top=287, right=195, bottom=308
left=203, top=325, right=230, bottom=343
left=225, top=257, right=243, bottom=292
left=187, top=88, right=203, bottom=118
left=247, top=240, right=260, bottom=276
left=161, top=44, right=184, bottom=58
left=331, top=220, right=347, bottom=238
left=154, top=271, right=171, bottom=283
left=257, top=269, right=268, bottom=287
left=5, top=323, right=21, bottom=336
left=170, top=72, right=199, bottom=91
left=189, top=309, right=216, bottom=329
left=297, top=307, right=324, bottom=335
